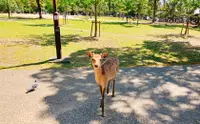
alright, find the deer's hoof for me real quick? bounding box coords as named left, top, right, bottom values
left=101, top=114, right=104, bottom=117
left=107, top=90, right=109, bottom=94
left=112, top=95, right=115, bottom=97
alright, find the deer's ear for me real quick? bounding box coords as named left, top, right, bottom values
left=87, top=51, right=93, bottom=58
left=102, top=52, right=108, bottom=58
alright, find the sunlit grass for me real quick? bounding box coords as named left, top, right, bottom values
left=0, top=15, right=200, bottom=70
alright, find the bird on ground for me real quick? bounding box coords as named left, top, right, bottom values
left=26, top=80, right=38, bottom=94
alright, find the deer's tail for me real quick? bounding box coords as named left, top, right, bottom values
left=116, top=66, right=119, bottom=72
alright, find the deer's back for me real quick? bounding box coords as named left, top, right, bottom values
left=101, top=57, right=119, bottom=80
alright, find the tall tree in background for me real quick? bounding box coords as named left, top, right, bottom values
left=7, top=0, right=11, bottom=18
left=133, top=0, right=148, bottom=25
left=193, top=0, right=200, bottom=27
left=180, top=0, right=200, bottom=35
left=36, top=0, right=42, bottom=19
left=123, top=0, right=133, bottom=22
left=152, top=0, right=157, bottom=23
left=0, top=0, right=199, bottom=25
left=94, top=0, right=98, bottom=37
left=59, top=0, right=70, bottom=24
left=80, top=0, right=93, bottom=17
left=93, top=0, right=105, bottom=37
left=0, top=0, right=18, bottom=18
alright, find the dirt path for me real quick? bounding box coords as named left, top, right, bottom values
left=0, top=65, right=200, bottom=124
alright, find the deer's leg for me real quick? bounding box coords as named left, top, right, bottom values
left=107, top=81, right=111, bottom=94
left=112, top=80, right=116, bottom=97
left=99, top=85, right=102, bottom=107
left=101, top=87, right=106, bottom=117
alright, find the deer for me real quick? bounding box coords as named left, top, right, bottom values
left=87, top=51, right=119, bottom=117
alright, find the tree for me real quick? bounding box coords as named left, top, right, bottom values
left=111, top=0, right=126, bottom=18
left=58, top=0, right=71, bottom=24
left=0, top=0, right=19, bottom=18
left=36, top=0, right=42, bottom=19
left=94, top=0, right=98, bottom=37
left=152, top=0, right=159, bottom=23
left=178, top=0, right=200, bottom=35
left=44, top=0, right=53, bottom=13
left=133, top=0, right=148, bottom=25
left=7, top=0, right=11, bottom=18
left=80, top=0, right=93, bottom=16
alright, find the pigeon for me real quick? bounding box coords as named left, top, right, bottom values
left=26, top=80, right=38, bottom=94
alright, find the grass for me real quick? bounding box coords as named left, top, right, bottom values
left=0, top=14, right=200, bottom=70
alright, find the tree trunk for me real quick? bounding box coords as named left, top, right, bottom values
left=7, top=0, right=10, bottom=18
left=66, top=11, right=69, bottom=23
left=94, top=0, right=98, bottom=37
left=137, top=14, right=139, bottom=26
left=36, top=0, right=42, bottom=19
left=85, top=7, right=88, bottom=18
left=184, top=19, right=190, bottom=35
left=197, top=16, right=200, bottom=27
left=64, top=12, right=67, bottom=24
left=108, top=0, right=111, bottom=14
left=163, top=0, right=166, bottom=8
left=7, top=8, right=10, bottom=18
left=152, top=0, right=157, bottom=23
left=126, top=16, right=128, bottom=23
left=180, top=23, right=184, bottom=35
left=163, top=0, right=167, bottom=20
left=90, top=12, right=92, bottom=19
left=137, top=19, right=139, bottom=25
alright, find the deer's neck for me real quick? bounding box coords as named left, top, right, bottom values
left=94, top=67, right=103, bottom=83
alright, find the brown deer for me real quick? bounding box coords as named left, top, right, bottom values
left=87, top=51, right=119, bottom=117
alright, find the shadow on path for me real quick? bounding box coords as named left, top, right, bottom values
left=31, top=65, right=200, bottom=124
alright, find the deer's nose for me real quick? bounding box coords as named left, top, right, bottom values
left=94, top=65, right=98, bottom=68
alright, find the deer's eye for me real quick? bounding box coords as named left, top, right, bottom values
left=92, top=59, right=96, bottom=62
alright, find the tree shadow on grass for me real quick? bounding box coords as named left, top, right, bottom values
left=102, top=22, right=136, bottom=28
left=148, top=33, right=200, bottom=40
left=28, top=34, right=79, bottom=46
left=31, top=64, right=200, bottom=124
left=1, top=39, right=200, bottom=70
left=27, top=34, right=97, bottom=46
left=102, top=22, right=200, bottom=32
left=102, top=22, right=127, bottom=25
left=141, top=40, right=200, bottom=64
left=24, top=24, right=54, bottom=27
left=8, top=17, right=40, bottom=20
left=151, top=24, right=200, bottom=32
left=192, top=27, right=200, bottom=32
left=0, top=16, right=41, bottom=20
left=150, top=24, right=183, bottom=29
left=59, top=40, right=200, bottom=69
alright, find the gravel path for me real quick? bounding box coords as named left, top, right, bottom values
left=0, top=65, right=200, bottom=124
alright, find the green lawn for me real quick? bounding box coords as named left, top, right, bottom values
left=1, top=15, right=200, bottom=70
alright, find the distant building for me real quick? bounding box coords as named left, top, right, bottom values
left=194, top=8, right=200, bottom=15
